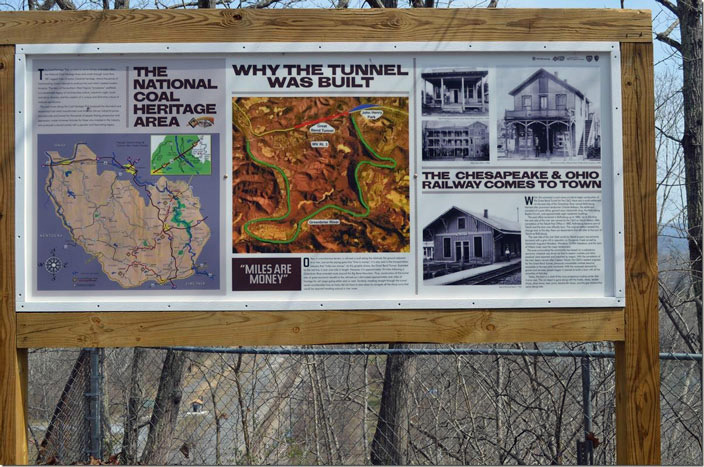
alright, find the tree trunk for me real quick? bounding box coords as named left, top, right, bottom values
left=370, top=344, right=416, bottom=465
left=120, top=348, right=147, bottom=464
left=495, top=357, right=505, bottom=464
left=198, top=0, right=216, bottom=7
left=114, top=0, right=129, bottom=9
left=140, top=350, right=187, bottom=465
left=55, top=0, right=77, bottom=9
left=231, top=354, right=253, bottom=462
left=365, top=0, right=396, bottom=7
left=677, top=0, right=703, bottom=349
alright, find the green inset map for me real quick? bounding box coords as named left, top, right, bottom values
left=150, top=134, right=212, bottom=175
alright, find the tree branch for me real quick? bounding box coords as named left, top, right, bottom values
left=662, top=17, right=681, bottom=37
left=164, top=0, right=283, bottom=7
left=656, top=124, right=684, bottom=144
left=165, top=0, right=221, bottom=8
left=248, top=0, right=281, bottom=8
left=656, top=18, right=682, bottom=51
left=655, top=0, right=679, bottom=16
left=656, top=32, right=682, bottom=51
left=660, top=286, right=699, bottom=354
left=55, top=0, right=76, bottom=9
left=36, top=0, right=55, bottom=10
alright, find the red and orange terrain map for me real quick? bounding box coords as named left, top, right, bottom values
left=232, top=96, right=410, bottom=253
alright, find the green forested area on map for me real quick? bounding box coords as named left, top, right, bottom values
left=151, top=135, right=211, bottom=175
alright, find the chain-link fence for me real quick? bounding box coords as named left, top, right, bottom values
left=30, top=349, right=92, bottom=463
left=27, top=345, right=702, bottom=465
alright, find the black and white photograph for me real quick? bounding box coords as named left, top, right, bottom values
left=422, top=203, right=521, bottom=286
left=422, top=119, right=490, bottom=161
left=496, top=67, right=601, bottom=161
left=421, top=68, right=489, bottom=116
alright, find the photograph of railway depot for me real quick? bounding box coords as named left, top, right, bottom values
left=496, top=67, right=601, bottom=161
left=422, top=119, right=490, bottom=161
left=421, top=68, right=489, bottom=116
left=422, top=204, right=521, bottom=286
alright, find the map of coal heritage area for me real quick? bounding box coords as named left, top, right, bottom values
left=232, top=96, right=410, bottom=253
left=37, top=134, right=220, bottom=291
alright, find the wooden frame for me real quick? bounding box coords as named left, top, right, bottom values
left=0, top=9, right=659, bottom=465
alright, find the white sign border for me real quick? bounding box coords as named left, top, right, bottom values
left=15, top=41, right=626, bottom=312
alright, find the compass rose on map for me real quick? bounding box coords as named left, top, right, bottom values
left=38, top=248, right=68, bottom=281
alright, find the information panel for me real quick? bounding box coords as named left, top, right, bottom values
left=15, top=42, right=625, bottom=311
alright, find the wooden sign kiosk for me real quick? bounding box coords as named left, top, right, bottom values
left=0, top=8, right=659, bottom=465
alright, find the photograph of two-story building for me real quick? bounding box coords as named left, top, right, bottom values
left=422, top=205, right=521, bottom=286
left=420, top=68, right=490, bottom=162
left=422, top=119, right=490, bottom=161
left=496, top=67, right=601, bottom=161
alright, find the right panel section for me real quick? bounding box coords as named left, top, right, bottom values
left=417, top=50, right=620, bottom=304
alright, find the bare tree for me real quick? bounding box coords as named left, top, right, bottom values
left=140, top=350, right=187, bottom=464
left=655, top=0, right=703, bottom=349
left=370, top=344, right=416, bottom=465
left=120, top=348, right=147, bottom=464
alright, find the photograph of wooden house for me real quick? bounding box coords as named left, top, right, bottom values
left=421, top=69, right=489, bottom=116
left=423, top=206, right=521, bottom=286
left=496, top=68, right=601, bottom=160
left=422, top=120, right=490, bottom=161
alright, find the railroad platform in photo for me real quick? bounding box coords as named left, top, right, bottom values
left=424, top=258, right=522, bottom=286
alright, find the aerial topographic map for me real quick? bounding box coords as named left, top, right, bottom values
left=232, top=96, right=410, bottom=253
left=39, top=134, right=217, bottom=290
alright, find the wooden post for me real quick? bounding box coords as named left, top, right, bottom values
left=0, top=44, right=29, bottom=466
left=440, top=77, right=444, bottom=111
left=546, top=124, right=550, bottom=156
left=480, top=75, right=485, bottom=113
left=615, top=41, right=661, bottom=465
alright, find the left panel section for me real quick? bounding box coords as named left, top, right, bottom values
left=18, top=56, right=226, bottom=307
